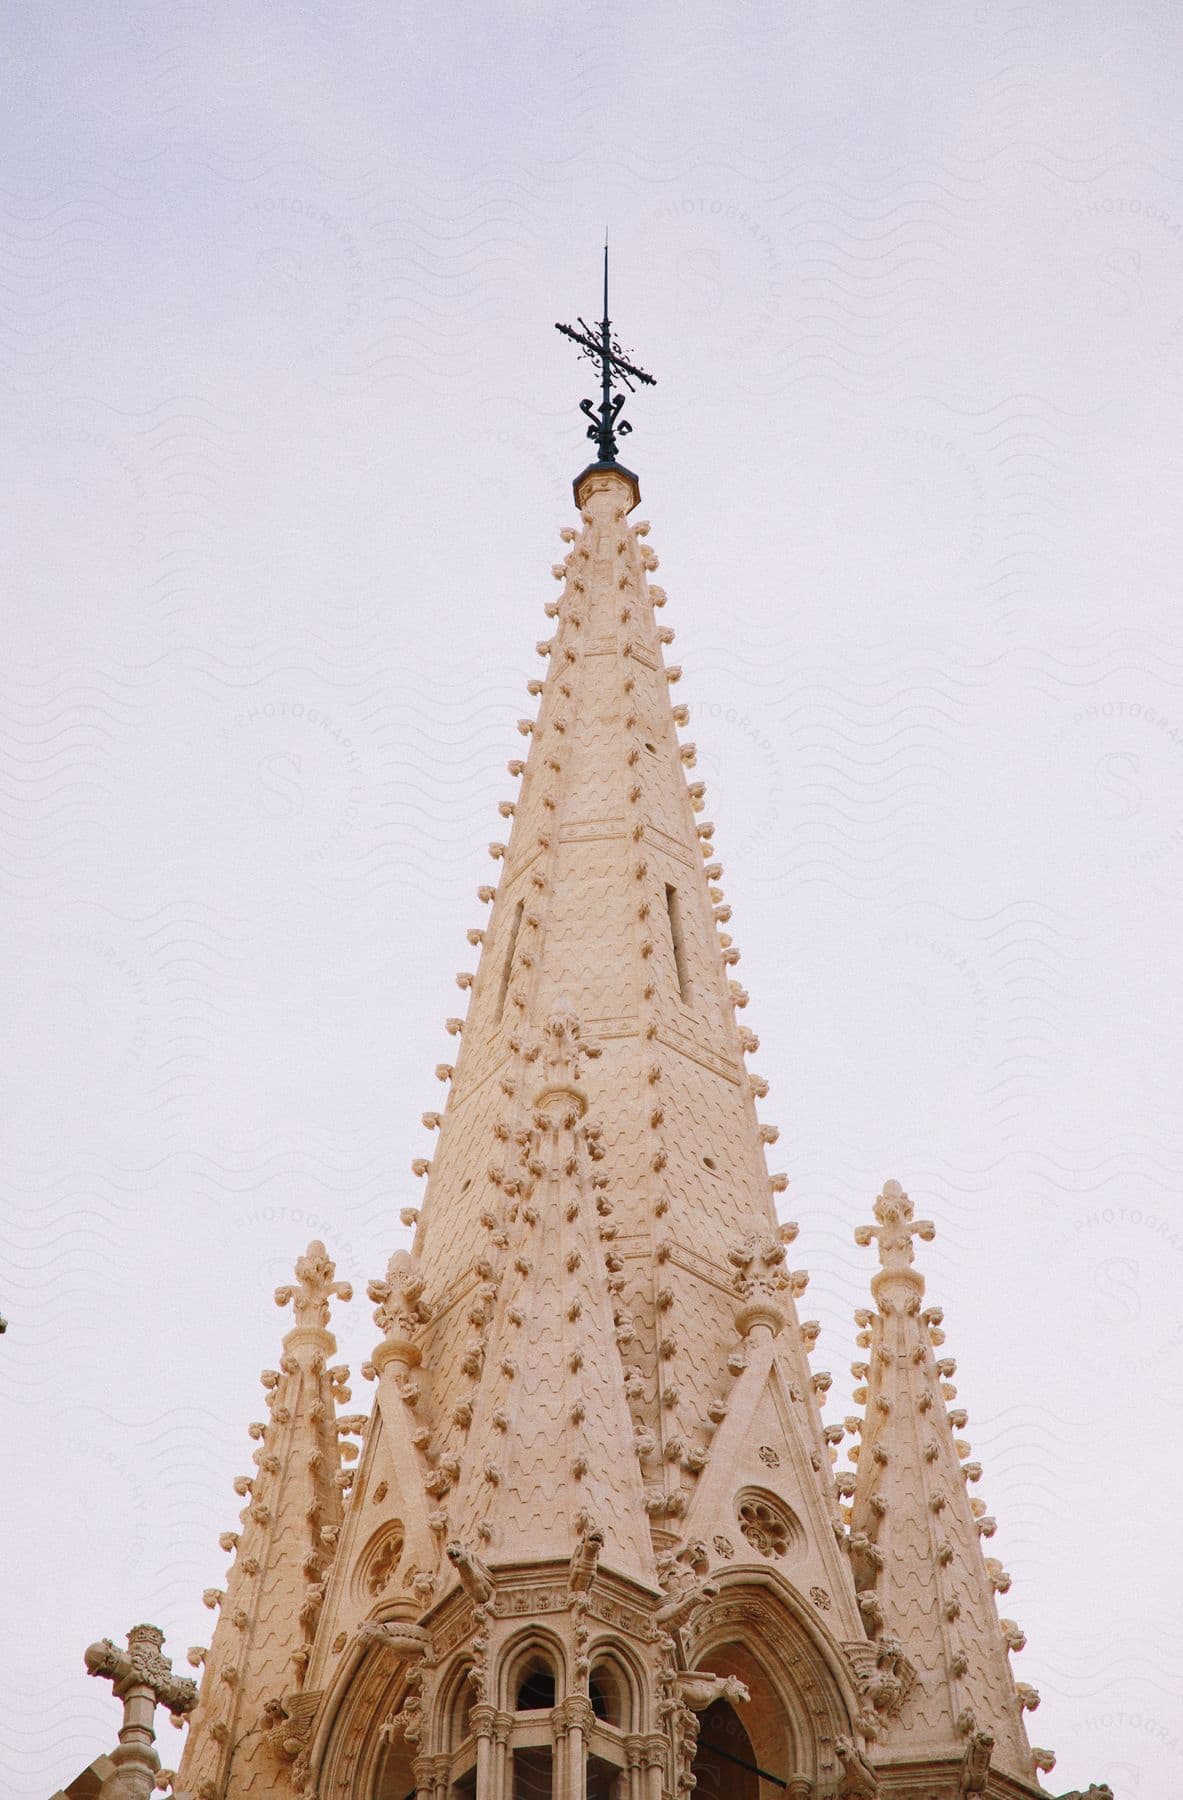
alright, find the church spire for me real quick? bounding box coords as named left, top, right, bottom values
left=175, top=1243, right=355, bottom=1800
left=376, top=440, right=847, bottom=1605
left=59, top=280, right=1117, bottom=1800
left=845, top=1180, right=1045, bottom=1791
left=294, top=282, right=871, bottom=1798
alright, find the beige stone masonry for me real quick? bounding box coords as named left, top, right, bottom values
left=174, top=1242, right=353, bottom=1800
left=846, top=1180, right=1039, bottom=1788
left=62, top=449, right=1115, bottom=1800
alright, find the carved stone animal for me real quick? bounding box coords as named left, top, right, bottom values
left=447, top=1540, right=495, bottom=1604
left=677, top=1672, right=750, bottom=1711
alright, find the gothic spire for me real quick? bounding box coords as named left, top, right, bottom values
left=386, top=453, right=843, bottom=1598
left=176, top=1242, right=355, bottom=1800
left=295, top=344, right=860, bottom=1694
left=844, top=1180, right=1046, bottom=1791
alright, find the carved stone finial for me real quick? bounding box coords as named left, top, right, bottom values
left=727, top=1230, right=790, bottom=1336
left=85, top=1625, right=197, bottom=1794
left=367, top=1248, right=431, bottom=1356
left=854, top=1180, right=935, bottom=1285
left=274, top=1240, right=352, bottom=1330
left=85, top=1624, right=198, bottom=1716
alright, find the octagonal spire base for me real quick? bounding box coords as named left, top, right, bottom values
left=573, top=460, right=641, bottom=511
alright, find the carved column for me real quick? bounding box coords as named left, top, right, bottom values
left=492, top=1709, right=513, bottom=1800
left=471, top=1703, right=496, bottom=1799
left=563, top=1695, right=594, bottom=1800
left=412, top=1751, right=436, bottom=1800
left=551, top=1702, right=571, bottom=1800
left=640, top=1732, right=666, bottom=1800
left=787, top=1779, right=814, bottom=1800
left=623, top=1734, right=644, bottom=1800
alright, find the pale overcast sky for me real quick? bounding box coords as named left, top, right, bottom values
left=3, top=4, right=1182, bottom=1796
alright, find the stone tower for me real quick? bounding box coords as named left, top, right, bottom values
left=71, top=319, right=1112, bottom=1800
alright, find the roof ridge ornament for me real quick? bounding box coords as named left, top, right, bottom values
left=555, top=241, right=656, bottom=469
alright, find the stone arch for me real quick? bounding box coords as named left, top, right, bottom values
left=433, top=1651, right=477, bottom=1752
left=371, top=1725, right=418, bottom=1800
left=586, top=1640, right=646, bottom=1733
left=311, top=1639, right=415, bottom=1800
left=692, top=1696, right=761, bottom=1800
left=683, top=1571, right=864, bottom=1793
left=499, top=1625, right=568, bottom=1713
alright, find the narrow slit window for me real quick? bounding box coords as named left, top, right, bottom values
left=666, top=883, right=691, bottom=1003
left=496, top=899, right=524, bottom=1022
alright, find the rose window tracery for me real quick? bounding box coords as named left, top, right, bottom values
left=357, top=1523, right=405, bottom=1600
left=735, top=1488, right=801, bottom=1559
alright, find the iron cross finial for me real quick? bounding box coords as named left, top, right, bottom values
left=555, top=242, right=656, bottom=465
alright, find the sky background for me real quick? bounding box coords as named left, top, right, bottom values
left=3, top=3, right=1182, bottom=1795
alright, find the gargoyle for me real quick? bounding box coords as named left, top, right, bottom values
left=259, top=1697, right=306, bottom=1765
left=568, top=1520, right=604, bottom=1593
left=678, top=1540, right=711, bottom=1577
left=357, top=1620, right=431, bottom=1659
left=447, top=1540, right=495, bottom=1604
left=959, top=1727, right=994, bottom=1795
left=835, top=1735, right=879, bottom=1798
left=677, top=1671, right=750, bottom=1711
left=654, top=1577, right=719, bottom=1633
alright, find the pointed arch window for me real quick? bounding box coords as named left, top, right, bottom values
left=515, top=1660, right=556, bottom=1711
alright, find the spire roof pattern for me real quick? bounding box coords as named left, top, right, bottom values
left=369, top=461, right=843, bottom=1596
